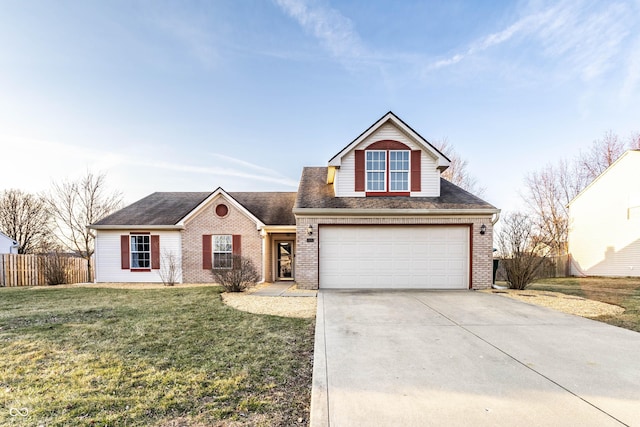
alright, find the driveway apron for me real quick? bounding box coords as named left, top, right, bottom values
left=310, top=290, right=640, bottom=427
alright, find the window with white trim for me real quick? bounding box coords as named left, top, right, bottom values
left=130, top=235, right=150, bottom=269
left=366, top=150, right=386, bottom=191
left=389, top=150, right=409, bottom=191
left=365, top=149, right=410, bottom=192
left=213, top=235, right=233, bottom=269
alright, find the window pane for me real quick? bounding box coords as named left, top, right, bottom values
left=389, top=151, right=409, bottom=191
left=214, top=252, right=233, bottom=269
left=366, top=151, right=386, bottom=191
left=390, top=172, right=408, bottom=191
left=213, top=235, right=233, bottom=269
left=130, top=235, right=151, bottom=268
left=367, top=171, right=385, bottom=191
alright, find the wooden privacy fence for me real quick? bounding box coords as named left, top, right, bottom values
left=0, top=254, right=92, bottom=287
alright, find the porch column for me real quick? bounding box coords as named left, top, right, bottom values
left=260, top=229, right=268, bottom=283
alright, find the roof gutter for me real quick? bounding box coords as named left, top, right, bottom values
left=293, top=208, right=501, bottom=217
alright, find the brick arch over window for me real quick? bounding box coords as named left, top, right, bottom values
left=354, top=140, right=421, bottom=192
left=365, top=140, right=411, bottom=150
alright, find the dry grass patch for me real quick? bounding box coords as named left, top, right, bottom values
left=486, top=289, right=625, bottom=318
left=222, top=294, right=316, bottom=319
left=0, top=285, right=314, bottom=426
left=529, top=277, right=640, bottom=332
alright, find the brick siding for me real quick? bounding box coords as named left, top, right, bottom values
left=294, top=216, right=494, bottom=290
left=182, top=196, right=263, bottom=283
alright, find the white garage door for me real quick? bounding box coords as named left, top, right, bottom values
left=319, top=225, right=469, bottom=289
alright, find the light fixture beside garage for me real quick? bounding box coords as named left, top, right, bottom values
left=307, top=224, right=313, bottom=236
left=480, top=224, right=487, bottom=235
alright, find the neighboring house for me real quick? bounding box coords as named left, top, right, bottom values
left=0, top=232, right=19, bottom=254
left=90, top=112, right=500, bottom=289
left=568, top=150, right=640, bottom=277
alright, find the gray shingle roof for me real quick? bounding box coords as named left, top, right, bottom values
left=294, top=167, right=497, bottom=210
left=94, top=192, right=212, bottom=226
left=93, top=191, right=297, bottom=227
left=231, top=192, right=297, bottom=225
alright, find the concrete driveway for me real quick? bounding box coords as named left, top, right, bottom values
left=310, top=290, right=640, bottom=427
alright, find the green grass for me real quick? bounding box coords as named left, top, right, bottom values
left=0, top=286, right=315, bottom=426
left=531, top=276, right=640, bottom=332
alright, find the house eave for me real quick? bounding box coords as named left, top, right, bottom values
left=89, top=225, right=185, bottom=231
left=293, top=207, right=500, bottom=217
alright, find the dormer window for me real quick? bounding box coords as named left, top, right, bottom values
left=366, top=149, right=410, bottom=193
left=366, top=151, right=386, bottom=191
left=353, top=139, right=422, bottom=195
left=390, top=151, right=410, bottom=191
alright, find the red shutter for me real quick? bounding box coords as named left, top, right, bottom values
left=411, top=150, right=421, bottom=192
left=232, top=235, right=242, bottom=269
left=151, top=235, right=160, bottom=270
left=120, top=235, right=130, bottom=270
left=232, top=235, right=242, bottom=256
left=202, top=235, right=212, bottom=270
left=355, top=150, right=365, bottom=191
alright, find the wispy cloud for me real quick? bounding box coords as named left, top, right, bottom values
left=621, top=35, right=640, bottom=101
left=427, top=1, right=634, bottom=84
left=274, top=0, right=370, bottom=68
left=141, top=159, right=299, bottom=188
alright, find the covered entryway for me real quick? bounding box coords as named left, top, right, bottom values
left=319, top=225, right=469, bottom=289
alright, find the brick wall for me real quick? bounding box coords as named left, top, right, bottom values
left=182, top=196, right=263, bottom=283
left=294, top=216, right=494, bottom=290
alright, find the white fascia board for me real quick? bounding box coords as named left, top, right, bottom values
left=293, top=207, right=500, bottom=217
left=175, top=187, right=265, bottom=229
left=89, top=225, right=185, bottom=230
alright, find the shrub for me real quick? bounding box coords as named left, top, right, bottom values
left=496, top=212, right=550, bottom=290
left=212, top=255, right=259, bottom=292
left=44, top=252, right=68, bottom=285
left=159, top=250, right=181, bottom=286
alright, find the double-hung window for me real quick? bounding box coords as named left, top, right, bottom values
left=365, top=149, right=410, bottom=192
left=213, top=235, right=233, bottom=269
left=130, top=235, right=150, bottom=269
left=389, top=150, right=409, bottom=191
left=366, top=151, right=386, bottom=192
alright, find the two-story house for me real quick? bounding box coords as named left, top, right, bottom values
left=90, top=112, right=499, bottom=289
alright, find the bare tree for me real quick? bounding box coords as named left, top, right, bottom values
left=523, top=160, right=588, bottom=256
left=434, top=138, right=486, bottom=197
left=523, top=129, right=639, bottom=256
left=496, top=212, right=550, bottom=290
left=48, top=171, right=122, bottom=282
left=578, top=130, right=626, bottom=182
left=629, top=132, right=640, bottom=150
left=0, top=189, right=57, bottom=254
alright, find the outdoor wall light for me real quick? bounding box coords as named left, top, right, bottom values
left=307, top=225, right=313, bottom=236
left=480, top=224, right=487, bottom=235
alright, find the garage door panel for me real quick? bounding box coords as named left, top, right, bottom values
left=320, top=225, right=469, bottom=289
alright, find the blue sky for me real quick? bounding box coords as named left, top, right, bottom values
left=1, top=0, right=639, bottom=214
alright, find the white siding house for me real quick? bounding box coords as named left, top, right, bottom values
left=568, top=150, right=640, bottom=276
left=94, top=230, right=183, bottom=283
left=0, top=232, right=19, bottom=254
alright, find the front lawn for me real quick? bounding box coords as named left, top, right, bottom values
left=0, top=286, right=315, bottom=426
left=531, top=277, right=640, bottom=332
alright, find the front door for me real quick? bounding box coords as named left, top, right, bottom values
left=277, top=241, right=294, bottom=280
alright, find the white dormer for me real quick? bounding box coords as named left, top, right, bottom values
left=327, top=112, right=450, bottom=197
